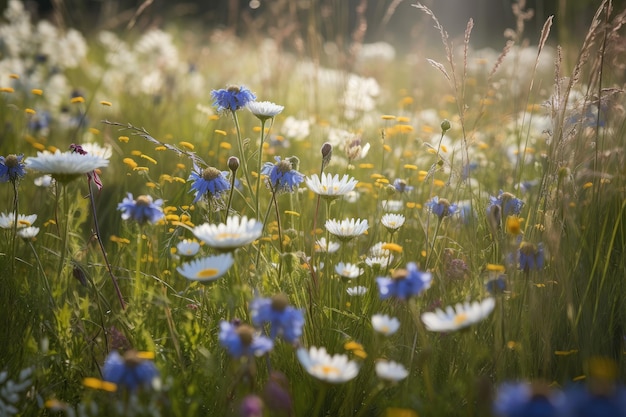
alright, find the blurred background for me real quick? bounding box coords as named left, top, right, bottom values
left=9, top=0, right=622, bottom=50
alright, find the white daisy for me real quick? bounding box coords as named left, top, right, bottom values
left=381, top=213, right=405, bottom=231
left=365, top=255, right=393, bottom=268
left=17, top=226, right=40, bottom=239
left=80, top=142, right=113, bottom=159
left=369, top=242, right=391, bottom=258
left=346, top=286, right=368, bottom=296
left=315, top=237, right=340, bottom=254
left=26, top=150, right=109, bottom=183
left=191, top=216, right=263, bottom=251
left=176, top=239, right=200, bottom=257
left=325, top=218, right=368, bottom=241
left=0, top=213, right=37, bottom=229
left=381, top=200, right=404, bottom=212
left=305, top=173, right=358, bottom=200
left=176, top=253, right=234, bottom=282
left=34, top=175, right=54, bottom=187
left=421, top=298, right=496, bottom=332
left=375, top=360, right=409, bottom=382
left=371, top=314, right=400, bottom=336
left=335, top=262, right=363, bottom=279
left=247, top=100, right=284, bottom=121
left=297, top=346, right=359, bottom=383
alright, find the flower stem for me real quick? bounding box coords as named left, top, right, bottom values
left=254, top=119, right=267, bottom=219
left=87, top=180, right=126, bottom=310
left=10, top=179, right=19, bottom=275
left=231, top=110, right=252, bottom=208
left=57, top=183, right=70, bottom=280
left=133, top=226, right=144, bottom=305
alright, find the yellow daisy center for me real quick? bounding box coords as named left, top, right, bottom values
left=197, top=268, right=219, bottom=278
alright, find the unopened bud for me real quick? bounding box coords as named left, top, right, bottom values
left=440, top=119, right=451, bottom=132
left=228, top=156, right=240, bottom=173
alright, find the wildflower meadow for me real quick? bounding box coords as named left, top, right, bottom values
left=1, top=0, right=625, bottom=416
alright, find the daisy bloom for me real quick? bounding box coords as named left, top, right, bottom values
left=247, top=100, right=284, bottom=121
left=297, top=346, right=359, bottom=383
left=371, top=314, right=400, bottom=336
left=177, top=253, right=234, bottom=282
left=365, top=256, right=393, bottom=269
left=381, top=213, right=405, bottom=232
left=375, top=360, right=409, bottom=382
left=381, top=200, right=404, bottom=212
left=17, top=226, right=40, bottom=239
left=325, top=218, right=368, bottom=241
left=176, top=239, right=200, bottom=256
left=305, top=173, right=358, bottom=200
left=0, top=213, right=37, bottom=229
left=0, top=154, right=26, bottom=183
left=421, top=297, right=496, bottom=332
left=191, top=216, right=263, bottom=251
left=376, top=262, right=432, bottom=300
left=117, top=193, right=164, bottom=225
left=211, top=85, right=256, bottom=112
left=346, top=286, right=368, bottom=296
left=26, top=150, right=109, bottom=184
left=335, top=262, right=363, bottom=279
left=219, top=321, right=273, bottom=358
left=315, top=237, right=340, bottom=253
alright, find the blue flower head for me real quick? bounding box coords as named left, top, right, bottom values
left=0, top=154, right=26, bottom=183
left=376, top=262, right=432, bottom=300
left=250, top=294, right=305, bottom=343
left=489, top=191, right=524, bottom=219
left=188, top=165, right=231, bottom=203
left=102, top=350, right=159, bottom=391
left=219, top=321, right=274, bottom=358
left=393, top=178, right=414, bottom=193
left=211, top=85, right=256, bottom=112
left=425, top=196, right=458, bottom=219
left=261, top=156, right=304, bottom=194
left=486, top=275, right=507, bottom=295
left=519, top=242, right=545, bottom=272
left=493, top=382, right=566, bottom=417
left=117, top=193, right=164, bottom=224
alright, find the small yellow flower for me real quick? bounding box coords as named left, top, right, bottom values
left=220, top=142, right=232, bottom=150
left=381, top=243, right=403, bottom=253
left=118, top=135, right=130, bottom=143
left=486, top=263, right=506, bottom=272
left=123, top=158, right=137, bottom=169
left=140, top=154, right=157, bottom=164
left=9, top=74, right=19, bottom=79
left=404, top=164, right=418, bottom=170
left=381, top=115, right=396, bottom=120
left=31, top=88, right=43, bottom=96
left=0, top=87, right=15, bottom=93
left=25, top=108, right=36, bottom=115
left=100, top=100, right=112, bottom=106
left=155, top=146, right=167, bottom=151
left=70, top=96, right=85, bottom=104
left=179, top=141, right=194, bottom=150
left=284, top=210, right=300, bottom=217
left=89, top=127, right=100, bottom=135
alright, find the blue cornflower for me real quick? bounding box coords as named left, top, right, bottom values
left=563, top=383, right=626, bottom=417
left=188, top=165, right=230, bottom=203
left=0, top=154, right=26, bottom=183
left=486, top=275, right=507, bottom=295
left=393, top=178, right=414, bottom=193
left=211, top=85, right=256, bottom=112
left=261, top=156, right=304, bottom=194
left=117, top=193, right=164, bottom=224
left=102, top=350, right=159, bottom=391
left=519, top=242, right=545, bottom=272
left=376, top=262, right=432, bottom=300
left=250, top=294, right=305, bottom=343
left=493, top=382, right=566, bottom=417
left=219, top=321, right=274, bottom=358
left=425, top=196, right=458, bottom=219
left=488, top=190, right=524, bottom=219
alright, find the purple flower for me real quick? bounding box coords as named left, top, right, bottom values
left=425, top=196, right=458, bottom=219
left=261, top=156, right=304, bottom=194
left=211, top=85, right=256, bottom=112
left=102, top=350, right=159, bottom=391
left=250, top=294, right=305, bottom=343
left=488, top=190, right=524, bottom=219
left=219, top=321, right=273, bottom=358
left=188, top=165, right=230, bottom=203
left=0, top=154, right=26, bottom=183
left=519, top=242, right=545, bottom=272
left=117, top=193, right=164, bottom=224
left=376, top=262, right=432, bottom=300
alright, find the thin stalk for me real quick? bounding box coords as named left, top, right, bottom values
left=27, top=239, right=56, bottom=309
left=57, top=183, right=70, bottom=280
left=231, top=110, right=252, bottom=201
left=254, top=119, right=267, bottom=218
left=87, top=180, right=126, bottom=310
left=10, top=179, right=18, bottom=275
left=133, top=226, right=144, bottom=305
